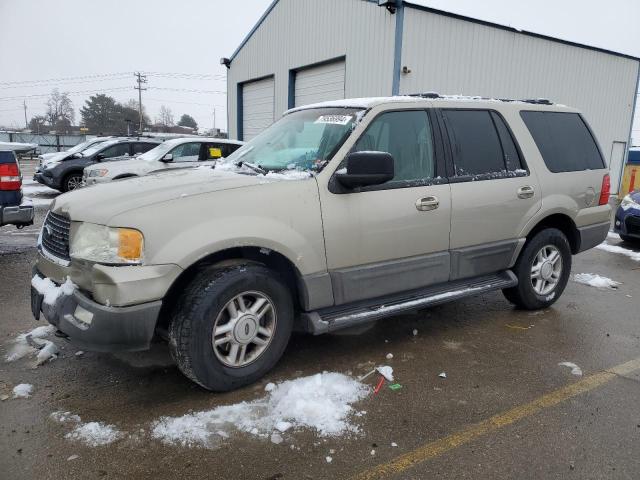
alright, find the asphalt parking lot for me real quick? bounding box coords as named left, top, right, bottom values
left=1, top=186, right=639, bottom=479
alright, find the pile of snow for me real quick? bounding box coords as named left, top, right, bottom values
left=51, top=411, right=122, bottom=447
left=12, top=383, right=33, bottom=398
left=558, top=362, right=583, bottom=376
left=595, top=242, right=640, bottom=262
left=31, top=275, right=76, bottom=306
left=5, top=325, right=55, bottom=362
left=152, top=372, right=369, bottom=447
left=573, top=273, right=621, bottom=289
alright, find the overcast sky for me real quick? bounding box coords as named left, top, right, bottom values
left=0, top=0, right=638, bottom=140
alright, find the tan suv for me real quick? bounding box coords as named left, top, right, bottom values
left=31, top=95, right=611, bottom=391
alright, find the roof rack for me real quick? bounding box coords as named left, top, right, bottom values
left=407, top=92, right=441, bottom=99
left=521, top=98, right=553, bottom=105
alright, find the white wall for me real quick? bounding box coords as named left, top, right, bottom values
left=227, top=0, right=396, bottom=139
left=399, top=8, right=640, bottom=171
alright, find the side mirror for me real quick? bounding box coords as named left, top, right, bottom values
left=95, top=153, right=105, bottom=161
left=335, top=151, right=394, bottom=189
left=161, top=153, right=173, bottom=162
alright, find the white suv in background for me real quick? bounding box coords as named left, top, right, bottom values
left=83, top=137, right=244, bottom=185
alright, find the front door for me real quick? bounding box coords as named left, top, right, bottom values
left=320, top=109, right=452, bottom=305
left=440, top=108, right=541, bottom=280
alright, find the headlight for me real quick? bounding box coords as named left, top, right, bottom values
left=621, top=194, right=640, bottom=210
left=70, top=223, right=144, bottom=264
left=88, top=169, right=108, bottom=177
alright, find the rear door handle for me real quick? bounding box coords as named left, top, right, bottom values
left=517, top=186, right=535, bottom=199
left=416, top=196, right=439, bottom=211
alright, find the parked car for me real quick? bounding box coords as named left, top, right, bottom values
left=0, top=150, right=34, bottom=228
left=37, top=136, right=115, bottom=168
left=83, top=138, right=244, bottom=185
left=614, top=190, right=640, bottom=243
left=34, top=138, right=161, bottom=192
left=31, top=96, right=611, bottom=391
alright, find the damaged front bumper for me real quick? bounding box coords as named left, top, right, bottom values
left=31, top=268, right=162, bottom=352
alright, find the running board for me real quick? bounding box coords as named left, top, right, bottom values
left=301, top=270, right=517, bottom=334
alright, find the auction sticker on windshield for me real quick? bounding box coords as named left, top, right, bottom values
left=314, top=115, right=352, bottom=125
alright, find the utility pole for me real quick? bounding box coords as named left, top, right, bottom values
left=23, top=100, right=27, bottom=129
left=134, top=72, right=147, bottom=133
left=213, top=108, right=216, bottom=130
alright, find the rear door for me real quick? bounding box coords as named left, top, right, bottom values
left=440, top=108, right=541, bottom=280
left=320, top=108, right=452, bottom=305
left=165, top=142, right=203, bottom=169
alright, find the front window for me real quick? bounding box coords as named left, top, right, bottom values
left=225, top=108, right=363, bottom=172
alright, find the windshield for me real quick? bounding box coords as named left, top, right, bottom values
left=225, top=108, right=363, bottom=172
left=79, top=140, right=120, bottom=158
left=68, top=138, right=106, bottom=155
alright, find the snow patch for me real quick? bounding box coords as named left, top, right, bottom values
left=558, top=362, right=583, bottom=376
left=151, top=372, right=369, bottom=447
left=376, top=366, right=394, bottom=382
left=595, top=242, right=640, bottom=261
left=573, top=273, right=621, bottom=289
left=5, top=325, right=55, bottom=362
left=31, top=275, right=76, bottom=306
left=50, top=411, right=122, bottom=446
left=12, top=383, right=33, bottom=398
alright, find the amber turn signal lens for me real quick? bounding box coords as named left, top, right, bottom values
left=118, top=228, right=143, bottom=261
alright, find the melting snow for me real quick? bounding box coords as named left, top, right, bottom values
left=31, top=275, right=76, bottom=306
left=573, top=273, right=621, bottom=289
left=595, top=242, right=640, bottom=261
left=558, top=362, right=583, bottom=376
left=12, top=383, right=33, bottom=398
left=376, top=366, right=394, bottom=382
left=51, top=411, right=122, bottom=446
left=151, top=372, right=369, bottom=447
left=5, top=325, right=56, bottom=362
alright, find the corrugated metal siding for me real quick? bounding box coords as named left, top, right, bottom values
left=227, top=0, right=396, bottom=139
left=294, top=60, right=346, bottom=107
left=242, top=77, right=275, bottom=141
left=399, top=10, right=640, bottom=171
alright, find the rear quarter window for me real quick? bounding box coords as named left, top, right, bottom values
left=520, top=111, right=605, bottom=172
left=0, top=151, right=17, bottom=164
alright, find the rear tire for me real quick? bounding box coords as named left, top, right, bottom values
left=62, top=172, right=83, bottom=192
left=503, top=228, right=571, bottom=310
left=169, top=264, right=294, bottom=391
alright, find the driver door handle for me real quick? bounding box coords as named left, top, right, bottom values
left=517, top=185, right=535, bottom=199
left=416, top=196, right=439, bottom=211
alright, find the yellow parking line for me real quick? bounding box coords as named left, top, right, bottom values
left=351, top=357, right=640, bottom=480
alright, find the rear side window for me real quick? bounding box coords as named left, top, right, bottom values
left=520, top=111, right=605, bottom=172
left=100, top=143, right=130, bottom=158
left=442, top=110, right=513, bottom=176
left=0, top=151, right=17, bottom=164
left=133, top=142, right=156, bottom=154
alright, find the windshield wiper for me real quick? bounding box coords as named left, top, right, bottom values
left=236, top=161, right=268, bottom=175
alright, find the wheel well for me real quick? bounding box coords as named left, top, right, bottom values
left=156, top=247, right=302, bottom=335
left=526, top=214, right=580, bottom=254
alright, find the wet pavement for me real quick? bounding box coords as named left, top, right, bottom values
left=1, top=220, right=639, bottom=479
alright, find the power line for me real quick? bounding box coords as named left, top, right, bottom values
left=0, top=86, right=132, bottom=102
left=0, top=72, right=133, bottom=87
left=148, top=86, right=226, bottom=95
left=144, top=97, right=226, bottom=108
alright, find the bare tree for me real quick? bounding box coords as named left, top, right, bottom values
left=157, top=105, right=174, bottom=127
left=45, top=89, right=75, bottom=126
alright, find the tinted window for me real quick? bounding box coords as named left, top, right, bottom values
left=490, top=112, right=524, bottom=171
left=520, top=111, right=605, bottom=172
left=353, top=110, right=435, bottom=182
left=0, top=151, right=17, bottom=164
left=100, top=143, right=130, bottom=158
left=442, top=110, right=504, bottom=176
left=132, top=142, right=156, bottom=154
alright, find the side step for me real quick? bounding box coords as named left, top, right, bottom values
left=302, top=270, right=517, bottom=334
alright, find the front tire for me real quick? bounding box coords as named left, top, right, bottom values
left=62, top=172, right=83, bottom=192
left=503, top=228, right=571, bottom=310
left=169, top=264, right=294, bottom=391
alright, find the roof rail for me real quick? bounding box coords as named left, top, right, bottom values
left=407, top=92, right=441, bottom=99
left=521, top=98, right=553, bottom=105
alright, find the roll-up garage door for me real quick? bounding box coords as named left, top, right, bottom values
left=294, top=60, right=345, bottom=107
left=242, top=77, right=275, bottom=141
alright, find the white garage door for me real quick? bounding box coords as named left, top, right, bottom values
left=294, top=60, right=345, bottom=107
left=242, top=77, right=275, bottom=141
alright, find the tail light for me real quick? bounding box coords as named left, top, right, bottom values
left=0, top=163, right=22, bottom=191
left=598, top=174, right=610, bottom=206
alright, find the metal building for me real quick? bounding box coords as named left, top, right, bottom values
left=224, top=0, right=640, bottom=193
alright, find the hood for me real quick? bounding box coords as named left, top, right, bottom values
left=42, top=151, right=71, bottom=165
left=630, top=190, right=640, bottom=202
left=52, top=167, right=299, bottom=224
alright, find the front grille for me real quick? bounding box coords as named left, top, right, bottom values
left=626, top=215, right=640, bottom=236
left=41, top=212, right=71, bottom=261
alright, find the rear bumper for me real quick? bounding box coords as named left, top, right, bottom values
left=576, top=221, right=610, bottom=253
left=0, top=202, right=34, bottom=227
left=32, top=268, right=161, bottom=352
